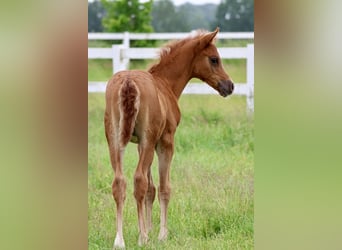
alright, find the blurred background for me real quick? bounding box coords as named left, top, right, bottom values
left=88, top=0, right=254, bottom=33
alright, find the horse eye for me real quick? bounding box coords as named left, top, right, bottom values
left=210, top=57, right=219, bottom=65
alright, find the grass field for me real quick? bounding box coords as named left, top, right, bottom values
left=88, top=93, right=254, bottom=249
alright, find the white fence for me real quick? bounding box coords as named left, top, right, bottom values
left=88, top=32, right=254, bottom=112
left=88, top=31, right=254, bottom=43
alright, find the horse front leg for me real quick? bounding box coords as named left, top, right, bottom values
left=145, top=168, right=156, bottom=233
left=156, top=132, right=174, bottom=241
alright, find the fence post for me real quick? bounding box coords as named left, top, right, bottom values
left=112, top=45, right=124, bottom=74
left=121, top=32, right=130, bottom=70
left=246, top=44, right=254, bottom=113
left=123, top=32, right=130, bottom=47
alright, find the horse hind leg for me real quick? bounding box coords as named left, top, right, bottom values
left=105, top=113, right=127, bottom=249
left=109, top=147, right=127, bottom=249
left=108, top=75, right=139, bottom=248
left=134, top=143, right=155, bottom=246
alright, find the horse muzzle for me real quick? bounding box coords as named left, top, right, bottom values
left=218, top=80, right=234, bottom=97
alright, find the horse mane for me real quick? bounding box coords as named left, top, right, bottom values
left=148, top=30, right=211, bottom=74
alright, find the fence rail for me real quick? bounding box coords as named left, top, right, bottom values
left=88, top=47, right=249, bottom=60
left=88, top=32, right=254, bottom=112
left=88, top=32, right=254, bottom=41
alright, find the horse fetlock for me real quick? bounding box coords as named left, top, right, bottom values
left=158, top=187, right=171, bottom=202
left=138, top=232, right=149, bottom=246
left=146, top=221, right=153, bottom=233
left=158, top=227, right=168, bottom=241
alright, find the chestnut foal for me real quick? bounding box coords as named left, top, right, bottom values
left=104, top=28, right=234, bottom=248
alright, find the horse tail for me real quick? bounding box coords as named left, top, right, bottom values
left=118, top=78, right=140, bottom=148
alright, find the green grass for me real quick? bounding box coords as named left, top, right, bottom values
left=88, top=59, right=113, bottom=82
left=88, top=93, right=254, bottom=249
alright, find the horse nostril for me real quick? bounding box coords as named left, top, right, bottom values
left=218, top=80, right=234, bottom=96
left=228, top=80, right=234, bottom=92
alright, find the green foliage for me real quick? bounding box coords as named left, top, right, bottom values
left=88, top=59, right=113, bottom=81
left=151, top=0, right=187, bottom=32
left=88, top=94, right=254, bottom=249
left=88, top=1, right=255, bottom=33
left=101, top=0, right=155, bottom=46
left=151, top=1, right=217, bottom=32
left=101, top=0, right=154, bottom=32
left=88, top=0, right=105, bottom=32
left=176, top=3, right=217, bottom=31
left=212, top=0, right=254, bottom=31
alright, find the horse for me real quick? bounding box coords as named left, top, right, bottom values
left=104, top=28, right=234, bottom=248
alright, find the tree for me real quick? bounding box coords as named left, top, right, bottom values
left=88, top=0, right=105, bottom=32
left=151, top=0, right=188, bottom=32
left=177, top=3, right=217, bottom=31
left=101, top=0, right=155, bottom=46
left=101, top=0, right=154, bottom=33
left=212, top=0, right=254, bottom=31
left=151, top=1, right=217, bottom=32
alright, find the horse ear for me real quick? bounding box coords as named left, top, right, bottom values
left=198, top=27, right=219, bottom=50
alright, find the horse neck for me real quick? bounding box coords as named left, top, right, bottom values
left=151, top=56, right=194, bottom=99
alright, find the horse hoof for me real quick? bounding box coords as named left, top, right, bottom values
left=113, top=244, right=125, bottom=249
left=158, top=229, right=168, bottom=241
left=138, top=233, right=149, bottom=246
left=113, top=237, right=125, bottom=249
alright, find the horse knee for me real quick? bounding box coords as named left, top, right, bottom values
left=112, top=176, right=126, bottom=203
left=134, top=173, right=148, bottom=202
left=158, top=185, right=171, bottom=202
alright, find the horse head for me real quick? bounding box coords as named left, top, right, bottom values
left=192, top=28, right=234, bottom=97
